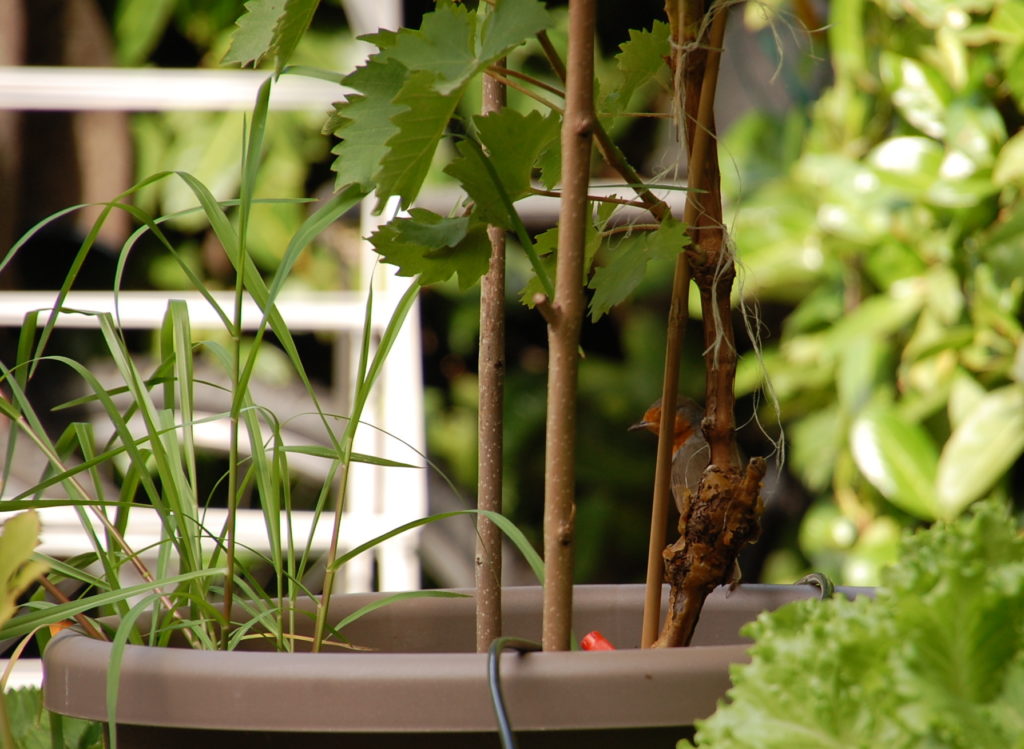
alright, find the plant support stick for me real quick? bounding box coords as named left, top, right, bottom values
left=476, top=67, right=506, bottom=653
left=641, top=250, right=691, bottom=647
left=542, top=0, right=595, bottom=652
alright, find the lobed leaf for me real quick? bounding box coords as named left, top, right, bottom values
left=588, top=218, right=686, bottom=321
left=224, top=0, right=319, bottom=71
left=603, top=21, right=671, bottom=115
left=374, top=71, right=461, bottom=208
left=327, top=56, right=407, bottom=192
left=384, top=0, right=552, bottom=96
left=445, top=109, right=560, bottom=228
left=369, top=209, right=491, bottom=289
left=224, top=0, right=284, bottom=67
left=270, top=0, right=319, bottom=72
left=384, top=3, right=477, bottom=95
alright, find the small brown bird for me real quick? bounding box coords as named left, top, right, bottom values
left=629, top=397, right=709, bottom=518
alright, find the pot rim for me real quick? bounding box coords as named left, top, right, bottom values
left=43, top=582, right=871, bottom=733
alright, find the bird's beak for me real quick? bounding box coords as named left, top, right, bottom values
left=628, top=420, right=652, bottom=432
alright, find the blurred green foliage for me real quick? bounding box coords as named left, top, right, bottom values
left=729, top=0, right=1024, bottom=584
left=112, top=0, right=357, bottom=292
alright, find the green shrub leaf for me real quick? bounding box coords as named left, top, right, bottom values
left=936, top=384, right=1024, bottom=518
left=850, top=406, right=939, bottom=520
left=374, top=71, right=461, bottom=207
left=445, top=109, right=560, bottom=229
left=587, top=219, right=687, bottom=321
left=603, top=21, right=671, bottom=115
left=383, top=0, right=551, bottom=96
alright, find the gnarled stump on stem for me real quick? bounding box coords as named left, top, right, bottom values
left=653, top=457, right=765, bottom=648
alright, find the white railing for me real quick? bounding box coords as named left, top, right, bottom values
left=0, top=289, right=427, bottom=593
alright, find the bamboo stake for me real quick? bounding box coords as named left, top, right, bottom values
left=476, top=67, right=507, bottom=653
left=542, top=0, right=595, bottom=652
left=640, top=250, right=691, bottom=647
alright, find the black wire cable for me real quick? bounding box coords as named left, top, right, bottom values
left=487, top=636, right=542, bottom=749
left=796, top=572, right=836, bottom=599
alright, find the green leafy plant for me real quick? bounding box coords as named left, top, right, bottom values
left=729, top=0, right=1024, bottom=583
left=0, top=512, right=54, bottom=747
left=686, top=499, right=1024, bottom=747
left=2, top=0, right=768, bottom=681
left=4, top=688, right=101, bottom=749
left=218, top=0, right=760, bottom=654
left=0, top=73, right=539, bottom=664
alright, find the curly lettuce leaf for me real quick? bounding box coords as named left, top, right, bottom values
left=689, top=500, right=1024, bottom=748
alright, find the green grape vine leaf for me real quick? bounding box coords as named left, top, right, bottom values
left=369, top=209, right=492, bottom=289
left=385, top=0, right=553, bottom=96
left=224, top=0, right=319, bottom=71
left=445, top=109, right=560, bottom=228
left=519, top=202, right=618, bottom=306
left=602, top=21, right=671, bottom=116
left=588, top=217, right=687, bottom=321
left=326, top=55, right=407, bottom=192
left=328, top=0, right=553, bottom=207
left=375, top=71, right=462, bottom=207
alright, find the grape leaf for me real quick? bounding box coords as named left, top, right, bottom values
left=224, top=0, right=319, bottom=71
left=603, top=21, right=671, bottom=115
left=271, top=0, right=319, bottom=71
left=537, top=135, right=562, bottom=189
left=224, top=0, right=284, bottom=67
left=385, top=0, right=553, bottom=96
left=588, top=218, right=687, bottom=320
left=519, top=203, right=618, bottom=306
left=445, top=109, right=560, bottom=228
left=327, top=55, right=407, bottom=192
left=475, top=108, right=559, bottom=198
left=374, top=71, right=461, bottom=207
left=383, top=3, right=477, bottom=96
left=478, top=0, right=555, bottom=63
left=330, top=0, right=551, bottom=201
left=369, top=209, right=491, bottom=289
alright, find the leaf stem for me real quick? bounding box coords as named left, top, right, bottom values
left=529, top=187, right=651, bottom=210
left=488, top=65, right=565, bottom=99
left=483, top=70, right=564, bottom=113
left=534, top=34, right=671, bottom=223
left=601, top=223, right=663, bottom=236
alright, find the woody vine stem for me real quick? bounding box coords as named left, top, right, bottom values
left=650, top=0, right=765, bottom=648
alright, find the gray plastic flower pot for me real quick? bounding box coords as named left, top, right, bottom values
left=43, top=583, right=866, bottom=748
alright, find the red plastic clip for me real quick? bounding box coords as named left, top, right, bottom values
left=580, top=631, right=616, bottom=650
